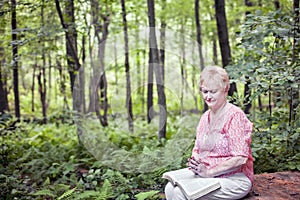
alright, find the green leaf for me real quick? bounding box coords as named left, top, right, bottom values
left=33, top=189, right=55, bottom=197
left=135, top=190, right=159, bottom=200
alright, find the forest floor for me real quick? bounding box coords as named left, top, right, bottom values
left=160, top=171, right=300, bottom=200
left=244, top=171, right=300, bottom=200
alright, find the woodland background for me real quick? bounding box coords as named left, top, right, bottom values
left=0, top=0, right=299, bottom=199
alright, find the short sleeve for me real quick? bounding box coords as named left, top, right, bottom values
left=226, top=112, right=252, bottom=157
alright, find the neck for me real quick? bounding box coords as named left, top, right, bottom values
left=211, top=101, right=227, bottom=115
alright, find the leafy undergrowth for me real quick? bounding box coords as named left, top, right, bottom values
left=0, top=114, right=197, bottom=199
left=0, top=112, right=299, bottom=199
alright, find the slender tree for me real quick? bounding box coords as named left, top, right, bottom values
left=11, top=0, right=20, bottom=119
left=214, top=0, right=236, bottom=96
left=121, top=0, right=134, bottom=132
left=180, top=19, right=187, bottom=111
left=89, top=0, right=110, bottom=126
left=55, top=0, right=84, bottom=116
left=0, top=26, right=9, bottom=113
left=55, top=0, right=80, bottom=91
left=195, top=0, right=205, bottom=70
left=0, top=56, right=9, bottom=113
left=195, top=0, right=207, bottom=112
left=160, top=0, right=166, bottom=83
left=290, top=0, right=300, bottom=123
left=274, top=0, right=280, bottom=9
left=38, top=0, right=47, bottom=124
left=243, top=0, right=253, bottom=114
left=147, top=0, right=167, bottom=140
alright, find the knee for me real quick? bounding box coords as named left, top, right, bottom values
left=164, top=182, right=174, bottom=199
left=164, top=183, right=186, bottom=200
left=173, top=187, right=186, bottom=199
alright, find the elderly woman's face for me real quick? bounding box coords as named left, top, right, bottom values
left=201, top=81, right=227, bottom=111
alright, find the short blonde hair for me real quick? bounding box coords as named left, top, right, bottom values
left=199, top=66, right=230, bottom=92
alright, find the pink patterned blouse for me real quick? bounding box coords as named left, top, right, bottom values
left=192, top=103, right=254, bottom=183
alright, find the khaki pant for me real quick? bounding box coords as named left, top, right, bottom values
left=164, top=173, right=252, bottom=200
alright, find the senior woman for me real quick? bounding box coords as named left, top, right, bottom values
left=164, top=66, right=253, bottom=199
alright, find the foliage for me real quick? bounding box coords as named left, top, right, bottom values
left=0, top=113, right=197, bottom=199
left=1, top=1, right=300, bottom=199
left=227, top=9, right=300, bottom=173
left=2, top=107, right=299, bottom=199
left=134, top=190, right=160, bottom=200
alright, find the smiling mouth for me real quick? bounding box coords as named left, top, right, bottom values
left=206, top=99, right=213, bottom=103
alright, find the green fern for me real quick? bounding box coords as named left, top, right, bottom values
left=134, top=190, right=160, bottom=200
left=33, top=189, right=55, bottom=198
left=57, top=187, right=76, bottom=200
left=73, top=190, right=102, bottom=200
left=97, top=179, right=114, bottom=199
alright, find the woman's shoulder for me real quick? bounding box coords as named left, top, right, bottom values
left=226, top=103, right=252, bottom=124
left=227, top=103, right=244, bottom=114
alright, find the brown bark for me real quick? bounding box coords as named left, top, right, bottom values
left=54, top=0, right=81, bottom=93
left=147, top=0, right=167, bottom=140
left=290, top=0, right=300, bottom=123
left=244, top=0, right=254, bottom=114
left=195, top=0, right=205, bottom=71
left=11, top=0, right=20, bottom=119
left=0, top=60, right=9, bottom=113
left=0, top=31, right=9, bottom=113
left=214, top=0, right=237, bottom=96
left=160, top=0, right=166, bottom=83
left=121, top=0, right=134, bottom=132
left=39, top=0, right=47, bottom=124
left=89, top=0, right=110, bottom=126
left=195, top=0, right=208, bottom=112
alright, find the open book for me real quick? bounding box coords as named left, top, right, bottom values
left=162, top=168, right=221, bottom=200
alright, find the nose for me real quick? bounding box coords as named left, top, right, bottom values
left=207, top=92, right=213, bottom=98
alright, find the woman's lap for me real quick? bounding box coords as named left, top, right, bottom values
left=164, top=173, right=252, bottom=200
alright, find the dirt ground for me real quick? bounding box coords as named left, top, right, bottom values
left=244, top=171, right=300, bottom=200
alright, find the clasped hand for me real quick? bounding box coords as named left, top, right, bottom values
left=188, top=156, right=211, bottom=177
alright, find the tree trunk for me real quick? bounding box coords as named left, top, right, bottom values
left=180, top=20, right=186, bottom=111
left=243, top=0, right=253, bottom=114
left=191, top=23, right=199, bottom=113
left=160, top=0, right=166, bottom=83
left=0, top=27, right=9, bottom=113
left=0, top=55, right=9, bottom=113
left=213, top=37, right=218, bottom=65
left=290, top=0, right=300, bottom=123
left=195, top=0, right=205, bottom=71
left=147, top=0, right=167, bottom=140
left=134, top=19, right=143, bottom=116
left=39, top=0, right=47, bottom=124
left=211, top=10, right=218, bottom=66
left=121, top=0, right=134, bottom=132
left=55, top=0, right=81, bottom=95
left=47, top=54, right=52, bottom=109
left=214, top=0, right=237, bottom=96
left=90, top=0, right=109, bottom=126
left=56, top=59, right=69, bottom=110
left=147, top=51, right=154, bottom=124
left=11, top=0, right=20, bottom=119
left=274, top=0, right=280, bottom=10
left=195, top=0, right=208, bottom=112
left=81, top=35, right=86, bottom=114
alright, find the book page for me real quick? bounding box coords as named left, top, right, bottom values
left=162, top=168, right=197, bottom=184
left=177, top=178, right=220, bottom=200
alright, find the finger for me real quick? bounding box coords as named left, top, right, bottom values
left=190, top=156, right=202, bottom=164
left=189, top=167, right=200, bottom=175
left=189, top=159, right=199, bottom=166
